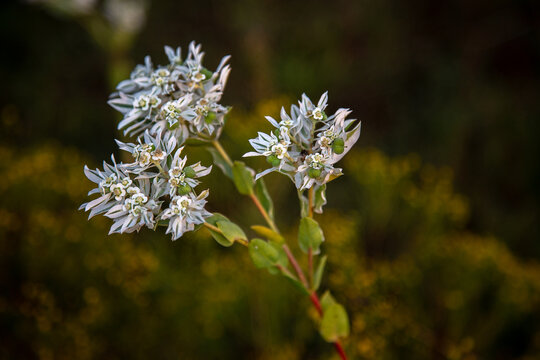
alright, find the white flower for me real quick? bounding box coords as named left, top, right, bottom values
left=80, top=156, right=131, bottom=219
left=271, top=143, right=288, bottom=159
left=312, top=107, right=324, bottom=120
left=151, top=149, right=166, bottom=161
left=109, top=183, right=126, bottom=201
left=160, top=191, right=212, bottom=241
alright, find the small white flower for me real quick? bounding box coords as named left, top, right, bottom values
left=160, top=191, right=211, bottom=240
left=133, top=94, right=150, bottom=110
left=127, top=186, right=140, bottom=196
left=191, top=70, right=206, bottom=82
left=99, top=173, right=117, bottom=194
left=151, top=149, right=166, bottom=161
left=312, top=107, right=324, bottom=120
left=123, top=198, right=135, bottom=211
left=132, top=192, right=148, bottom=205
left=271, top=143, right=288, bottom=159
left=138, top=151, right=151, bottom=166
left=119, top=177, right=132, bottom=188
left=110, top=183, right=126, bottom=201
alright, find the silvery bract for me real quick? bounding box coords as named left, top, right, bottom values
left=160, top=190, right=212, bottom=240
left=244, top=93, right=361, bottom=197
left=81, top=42, right=228, bottom=240
left=108, top=42, right=231, bottom=143
left=81, top=127, right=212, bottom=240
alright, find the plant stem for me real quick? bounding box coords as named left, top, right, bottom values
left=276, top=263, right=296, bottom=279
left=308, top=186, right=314, bottom=218
left=308, top=247, right=313, bottom=288
left=283, top=244, right=308, bottom=288
left=249, top=193, right=279, bottom=233
left=212, top=140, right=233, bottom=166
left=212, top=140, right=279, bottom=233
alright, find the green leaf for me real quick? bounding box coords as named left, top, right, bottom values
left=254, top=178, right=274, bottom=220
left=206, top=147, right=233, bottom=179
left=298, top=217, right=325, bottom=254
left=320, top=303, right=350, bottom=342
left=282, top=271, right=310, bottom=295
left=216, top=220, right=247, bottom=244
left=320, top=290, right=337, bottom=312
left=206, top=213, right=234, bottom=247
left=232, top=161, right=255, bottom=195
left=249, top=238, right=280, bottom=269
left=313, top=184, right=327, bottom=214
left=251, top=225, right=284, bottom=244
left=313, top=255, right=327, bottom=291
left=298, top=190, right=309, bottom=218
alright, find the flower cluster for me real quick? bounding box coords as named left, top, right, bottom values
left=108, top=42, right=231, bottom=144
left=81, top=131, right=212, bottom=240
left=244, top=92, right=361, bottom=191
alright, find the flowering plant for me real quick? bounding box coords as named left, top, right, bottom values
left=81, top=42, right=360, bottom=359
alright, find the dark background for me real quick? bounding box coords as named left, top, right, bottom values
left=1, top=0, right=539, bottom=359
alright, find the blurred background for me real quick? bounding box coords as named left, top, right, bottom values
left=1, top=0, right=539, bottom=359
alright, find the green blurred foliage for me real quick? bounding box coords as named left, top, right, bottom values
left=1, top=132, right=538, bottom=359
left=1, top=0, right=540, bottom=358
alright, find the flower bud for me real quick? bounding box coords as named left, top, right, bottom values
left=266, top=155, right=281, bottom=167
left=177, top=184, right=192, bottom=195
left=332, top=138, right=345, bottom=154
left=201, top=68, right=213, bottom=80
left=308, top=168, right=321, bottom=178
left=183, top=166, right=196, bottom=178
left=204, top=111, right=217, bottom=124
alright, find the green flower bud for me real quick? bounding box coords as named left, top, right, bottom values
left=183, top=166, right=196, bottom=178
left=266, top=155, right=281, bottom=167
left=205, top=111, right=217, bottom=124
left=308, top=168, right=321, bottom=178
left=201, top=68, right=213, bottom=80
left=177, top=184, right=192, bottom=195
left=332, top=138, right=345, bottom=154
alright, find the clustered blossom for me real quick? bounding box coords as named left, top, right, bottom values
left=81, top=43, right=230, bottom=240
left=108, top=42, right=231, bottom=144
left=81, top=127, right=213, bottom=239
left=244, top=92, right=361, bottom=192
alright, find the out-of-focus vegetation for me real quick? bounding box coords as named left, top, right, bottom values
left=1, top=0, right=539, bottom=359
left=1, top=106, right=539, bottom=359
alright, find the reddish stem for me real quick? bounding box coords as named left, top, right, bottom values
left=283, top=244, right=308, bottom=287
left=309, top=291, right=348, bottom=360
left=333, top=341, right=348, bottom=360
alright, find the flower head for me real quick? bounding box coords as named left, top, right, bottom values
left=108, top=42, right=231, bottom=143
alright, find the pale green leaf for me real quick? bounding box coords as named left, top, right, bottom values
left=251, top=225, right=284, bottom=244
left=313, top=255, right=327, bottom=291
left=254, top=178, right=274, bottom=220
left=320, top=303, right=350, bottom=342
left=232, top=161, right=254, bottom=195
left=298, top=217, right=325, bottom=254
left=217, top=220, right=247, bottom=244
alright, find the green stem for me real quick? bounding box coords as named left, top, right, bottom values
left=212, top=140, right=279, bottom=233
left=212, top=140, right=233, bottom=166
